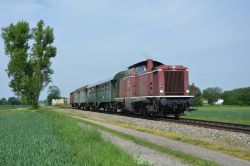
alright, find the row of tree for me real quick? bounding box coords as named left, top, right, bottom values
left=222, top=87, right=250, bottom=105
left=0, top=85, right=62, bottom=106
left=0, top=97, right=22, bottom=105
left=191, top=86, right=250, bottom=106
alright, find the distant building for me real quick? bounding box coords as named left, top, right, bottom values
left=203, top=99, right=208, bottom=104
left=203, top=99, right=224, bottom=105
left=214, top=99, right=224, bottom=105
left=52, top=98, right=68, bottom=106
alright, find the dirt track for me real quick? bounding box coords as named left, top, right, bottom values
left=101, top=130, right=188, bottom=166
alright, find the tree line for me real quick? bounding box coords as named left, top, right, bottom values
left=222, top=87, right=250, bottom=105
left=0, top=97, right=22, bottom=105
left=0, top=85, right=62, bottom=106
left=191, top=86, right=250, bottom=106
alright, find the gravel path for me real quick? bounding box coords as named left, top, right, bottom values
left=102, top=130, right=188, bottom=166
left=78, top=123, right=188, bottom=166
left=74, top=116, right=250, bottom=166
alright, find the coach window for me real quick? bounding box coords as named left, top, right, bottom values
left=135, top=65, right=146, bottom=74
left=108, top=83, right=110, bottom=90
left=102, top=84, right=104, bottom=92
left=91, top=88, right=95, bottom=94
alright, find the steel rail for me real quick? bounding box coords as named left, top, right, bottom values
left=164, top=118, right=250, bottom=134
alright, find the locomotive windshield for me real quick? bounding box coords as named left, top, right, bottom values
left=135, top=65, right=146, bottom=73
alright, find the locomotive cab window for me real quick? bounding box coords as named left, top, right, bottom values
left=135, top=65, right=146, bottom=74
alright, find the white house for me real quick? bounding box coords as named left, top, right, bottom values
left=214, top=99, right=224, bottom=105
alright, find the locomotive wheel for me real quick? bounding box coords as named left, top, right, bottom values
left=138, top=103, right=148, bottom=116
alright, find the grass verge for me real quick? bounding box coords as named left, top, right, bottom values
left=72, top=116, right=221, bottom=166
left=0, top=108, right=145, bottom=166
left=60, top=109, right=250, bottom=161
left=110, top=121, right=250, bottom=161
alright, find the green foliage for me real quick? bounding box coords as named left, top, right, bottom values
left=222, top=87, right=250, bottom=106
left=189, top=85, right=203, bottom=106
left=0, top=97, right=21, bottom=105
left=194, top=96, right=203, bottom=106
left=0, top=109, right=142, bottom=166
left=0, top=98, right=7, bottom=105
left=47, top=85, right=61, bottom=105
left=202, top=87, right=222, bottom=104
left=7, top=97, right=21, bottom=105
left=1, top=20, right=56, bottom=109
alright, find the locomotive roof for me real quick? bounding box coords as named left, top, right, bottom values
left=128, top=59, right=163, bottom=69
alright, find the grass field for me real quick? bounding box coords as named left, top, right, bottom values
left=184, top=105, right=250, bottom=124
left=0, top=107, right=145, bottom=166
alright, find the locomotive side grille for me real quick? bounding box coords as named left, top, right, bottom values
left=165, top=71, right=184, bottom=95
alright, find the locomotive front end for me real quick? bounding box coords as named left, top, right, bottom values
left=157, top=65, right=193, bottom=116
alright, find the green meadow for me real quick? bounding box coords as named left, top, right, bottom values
left=0, top=107, right=145, bottom=166
left=184, top=105, right=250, bottom=124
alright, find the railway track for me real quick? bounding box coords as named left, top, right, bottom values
left=119, top=114, right=250, bottom=134
left=58, top=106, right=250, bottom=134
left=162, top=118, right=250, bottom=134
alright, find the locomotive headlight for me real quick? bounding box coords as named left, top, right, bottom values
left=160, top=86, right=164, bottom=94
left=186, top=89, right=190, bottom=94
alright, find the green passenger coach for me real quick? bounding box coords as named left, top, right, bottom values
left=70, top=71, right=125, bottom=111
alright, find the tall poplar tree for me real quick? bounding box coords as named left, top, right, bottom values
left=2, top=20, right=56, bottom=108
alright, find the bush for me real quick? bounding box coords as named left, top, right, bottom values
left=222, top=87, right=250, bottom=106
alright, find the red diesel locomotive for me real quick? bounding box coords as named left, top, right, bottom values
left=70, top=59, right=194, bottom=117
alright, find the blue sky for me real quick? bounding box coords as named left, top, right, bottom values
left=0, top=0, right=250, bottom=100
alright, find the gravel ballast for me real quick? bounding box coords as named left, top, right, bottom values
left=68, top=109, right=250, bottom=148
